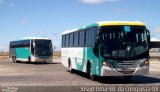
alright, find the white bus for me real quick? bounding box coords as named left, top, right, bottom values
left=61, top=21, right=150, bottom=80
left=9, top=37, right=54, bottom=63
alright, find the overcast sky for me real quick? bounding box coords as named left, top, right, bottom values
left=0, top=0, right=160, bottom=51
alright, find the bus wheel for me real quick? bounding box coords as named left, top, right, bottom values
left=87, top=63, right=95, bottom=80
left=28, top=57, right=31, bottom=63
left=12, top=56, right=17, bottom=63
left=68, top=60, right=74, bottom=73
left=124, top=76, right=133, bottom=81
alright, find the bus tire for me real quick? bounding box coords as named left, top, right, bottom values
left=87, top=62, right=96, bottom=81
left=68, top=59, right=74, bottom=73
left=12, top=56, right=17, bottom=63
left=28, top=57, right=31, bottom=63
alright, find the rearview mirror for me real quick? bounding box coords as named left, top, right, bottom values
left=53, top=44, right=56, bottom=50
left=33, top=43, right=36, bottom=48
left=146, top=29, right=151, bottom=49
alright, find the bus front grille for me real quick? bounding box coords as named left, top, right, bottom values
left=116, top=61, right=135, bottom=68
left=119, top=70, right=135, bottom=74
left=116, top=60, right=136, bottom=74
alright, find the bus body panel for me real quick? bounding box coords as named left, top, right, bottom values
left=84, top=47, right=101, bottom=76
left=16, top=47, right=31, bottom=60
left=9, top=48, right=16, bottom=58
left=61, top=48, right=85, bottom=72
left=62, top=47, right=101, bottom=76
left=31, top=55, right=52, bottom=63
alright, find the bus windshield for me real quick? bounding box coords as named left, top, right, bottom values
left=100, top=26, right=148, bottom=60
left=34, top=40, right=53, bottom=56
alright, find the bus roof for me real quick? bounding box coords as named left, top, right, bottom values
left=62, top=21, right=145, bottom=35
left=97, top=21, right=145, bottom=26
left=21, top=37, right=51, bottom=40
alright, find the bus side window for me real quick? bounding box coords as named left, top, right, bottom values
left=74, top=32, right=79, bottom=47
left=79, top=31, right=82, bottom=46
left=68, top=34, right=70, bottom=47
left=66, top=34, right=69, bottom=47
left=69, top=33, right=74, bottom=47
left=82, top=30, right=86, bottom=46
left=27, top=40, right=30, bottom=47
left=92, top=26, right=99, bottom=47
left=61, top=35, right=64, bottom=47
left=86, top=28, right=92, bottom=47
left=64, top=35, right=66, bottom=47
left=72, top=33, right=75, bottom=46
left=92, top=26, right=99, bottom=57
left=31, top=39, right=34, bottom=55
left=10, top=42, right=13, bottom=48
left=84, top=30, right=86, bottom=46
left=78, top=31, right=80, bottom=46
left=79, top=30, right=85, bottom=47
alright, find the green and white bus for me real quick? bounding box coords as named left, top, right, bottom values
left=61, top=21, right=150, bottom=80
left=9, top=37, right=54, bottom=63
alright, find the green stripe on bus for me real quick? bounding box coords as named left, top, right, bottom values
left=16, top=47, right=31, bottom=59
left=76, top=23, right=99, bottom=31
left=85, top=23, right=99, bottom=29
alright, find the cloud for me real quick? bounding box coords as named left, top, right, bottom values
left=116, top=8, right=128, bottom=13
left=80, top=0, right=119, bottom=4
left=0, top=0, right=14, bottom=7
left=0, top=0, right=4, bottom=4
left=150, top=27, right=160, bottom=40
left=154, top=27, right=160, bottom=33
left=20, top=18, right=30, bottom=24
left=9, top=3, right=14, bottom=7
left=38, top=31, right=45, bottom=34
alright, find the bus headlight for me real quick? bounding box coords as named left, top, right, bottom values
left=103, top=61, right=113, bottom=69
left=144, top=61, right=149, bottom=66
left=140, top=60, right=149, bottom=67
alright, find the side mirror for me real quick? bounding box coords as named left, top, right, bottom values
left=146, top=29, right=151, bottom=48
left=33, top=43, right=36, bottom=48
left=53, top=44, right=56, bottom=50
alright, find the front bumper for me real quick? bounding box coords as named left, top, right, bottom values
left=31, top=57, right=52, bottom=63
left=101, top=66, right=149, bottom=76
